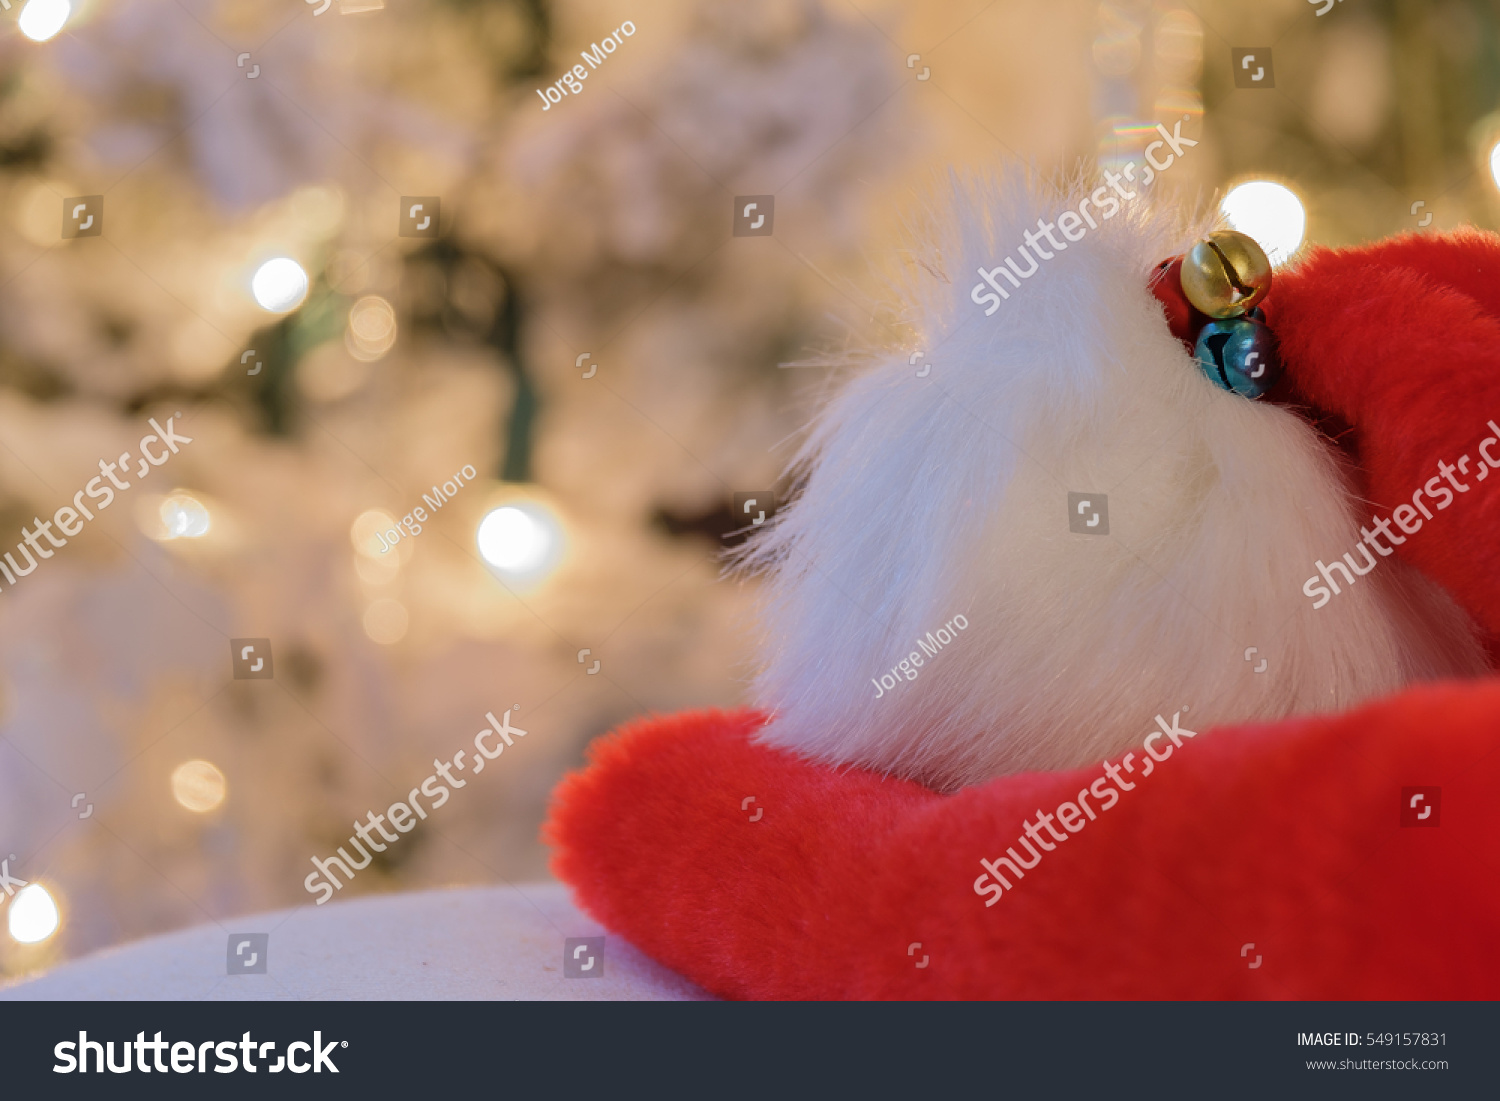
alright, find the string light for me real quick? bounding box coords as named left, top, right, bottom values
left=8, top=883, right=59, bottom=944
left=251, top=258, right=309, bottom=312
left=18, top=0, right=71, bottom=42
left=171, top=760, right=227, bottom=813
left=160, top=494, right=211, bottom=539
left=1221, top=181, right=1306, bottom=267
left=363, top=598, right=409, bottom=644
left=477, top=501, right=566, bottom=587
left=478, top=507, right=546, bottom=571
left=346, top=296, right=397, bottom=361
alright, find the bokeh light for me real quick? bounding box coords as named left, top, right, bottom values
left=346, top=296, right=398, bottom=361
left=1152, top=9, right=1204, bottom=122
left=251, top=257, right=309, bottom=312
left=363, top=598, right=409, bottom=644
left=352, top=509, right=399, bottom=557
left=160, top=494, right=211, bottom=539
left=1091, top=6, right=1142, bottom=77
left=171, top=759, right=227, bottom=813
left=18, top=0, right=70, bottom=42
left=478, top=506, right=548, bottom=571
left=476, top=502, right=566, bottom=588
left=1221, top=181, right=1306, bottom=267
left=8, top=883, right=60, bottom=944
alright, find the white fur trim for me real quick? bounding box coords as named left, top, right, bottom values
left=738, top=169, right=1485, bottom=791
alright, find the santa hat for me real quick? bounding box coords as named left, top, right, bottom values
left=545, top=173, right=1500, bottom=999
left=733, top=170, right=1484, bottom=791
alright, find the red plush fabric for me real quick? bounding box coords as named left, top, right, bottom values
left=549, top=694, right=1500, bottom=999
left=546, top=232, right=1500, bottom=999
left=1271, top=232, right=1500, bottom=639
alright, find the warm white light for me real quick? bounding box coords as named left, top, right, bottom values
left=1221, top=181, right=1306, bottom=267
left=363, top=598, right=409, bottom=644
left=353, top=549, right=399, bottom=586
left=8, top=883, right=59, bottom=944
left=476, top=501, right=565, bottom=587
left=346, top=295, right=397, bottom=361
left=351, top=509, right=399, bottom=558
left=251, top=258, right=309, bottom=312
left=19, top=0, right=71, bottom=42
left=478, top=506, right=549, bottom=571
left=1489, top=142, right=1500, bottom=191
left=171, top=759, right=227, bottom=813
left=160, top=494, right=211, bottom=539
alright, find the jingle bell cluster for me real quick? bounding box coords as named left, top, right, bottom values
left=1178, top=230, right=1281, bottom=399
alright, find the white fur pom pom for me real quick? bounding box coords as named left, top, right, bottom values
left=739, top=168, right=1485, bottom=791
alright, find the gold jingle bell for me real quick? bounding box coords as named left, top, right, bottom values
left=1179, top=230, right=1273, bottom=319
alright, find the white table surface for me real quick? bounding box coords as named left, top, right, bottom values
left=0, top=882, right=709, bottom=1001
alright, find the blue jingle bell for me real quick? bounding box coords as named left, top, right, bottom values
left=1193, top=313, right=1280, bottom=399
